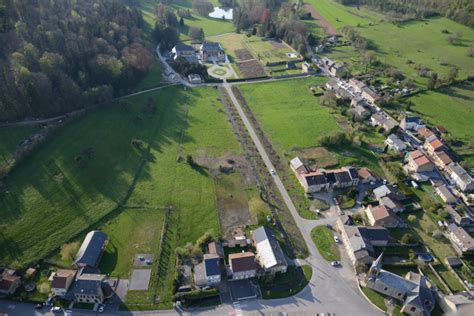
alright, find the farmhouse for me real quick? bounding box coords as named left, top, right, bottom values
left=406, top=150, right=435, bottom=173
left=349, top=78, right=366, bottom=93
left=385, top=134, right=407, bottom=152
left=379, top=196, right=404, bottom=213
left=365, top=204, right=399, bottom=227
left=194, top=254, right=221, bottom=288
left=0, top=269, right=21, bottom=296
left=50, top=269, right=77, bottom=297
left=358, top=167, right=378, bottom=184
left=373, top=184, right=404, bottom=201
left=200, top=42, right=225, bottom=63
left=69, top=270, right=111, bottom=304
left=445, top=205, right=471, bottom=226
left=302, top=62, right=314, bottom=73
left=361, top=86, right=380, bottom=104
left=252, top=226, right=287, bottom=274
left=447, top=163, right=474, bottom=192
left=228, top=252, right=258, bottom=280
left=365, top=254, right=435, bottom=316
left=171, top=44, right=196, bottom=62
left=352, top=104, right=371, bottom=119
left=400, top=116, right=424, bottom=131
left=431, top=151, right=453, bottom=170
left=339, top=224, right=388, bottom=265
left=424, top=138, right=445, bottom=154
left=74, top=231, right=108, bottom=268
left=417, top=127, right=435, bottom=140
left=371, top=112, right=398, bottom=131
left=447, top=224, right=474, bottom=254
left=434, top=185, right=457, bottom=204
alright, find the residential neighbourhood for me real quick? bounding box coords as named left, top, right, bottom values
left=1, top=0, right=474, bottom=316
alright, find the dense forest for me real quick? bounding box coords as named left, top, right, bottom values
left=337, top=0, right=474, bottom=26
left=0, top=0, right=153, bottom=122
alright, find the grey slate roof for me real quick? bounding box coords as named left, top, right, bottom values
left=74, top=231, right=107, bottom=268
left=305, top=173, right=327, bottom=186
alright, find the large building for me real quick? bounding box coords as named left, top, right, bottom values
left=339, top=223, right=389, bottom=265
left=290, top=157, right=359, bottom=193
left=252, top=226, right=287, bottom=274
left=200, top=42, right=225, bottom=62
left=51, top=269, right=77, bottom=297
left=228, top=252, right=258, bottom=280
left=406, top=150, right=435, bottom=173
left=194, top=254, right=221, bottom=288
left=171, top=44, right=196, bottom=62
left=366, top=254, right=435, bottom=315
left=447, top=224, right=474, bottom=254
left=74, top=231, right=108, bottom=268
left=447, top=163, right=474, bottom=192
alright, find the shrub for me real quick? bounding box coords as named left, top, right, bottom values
left=407, top=214, right=417, bottom=223
left=401, top=233, right=415, bottom=244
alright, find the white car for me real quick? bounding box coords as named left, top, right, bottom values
left=333, top=236, right=340, bottom=243
left=98, top=305, right=105, bottom=313
left=51, top=307, right=62, bottom=313
left=270, top=169, right=276, bottom=176
left=330, top=261, right=341, bottom=267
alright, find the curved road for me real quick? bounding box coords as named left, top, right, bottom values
left=0, top=51, right=382, bottom=316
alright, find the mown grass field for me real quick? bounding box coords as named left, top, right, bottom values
left=306, top=0, right=382, bottom=29
left=408, top=82, right=474, bottom=165
left=0, top=86, right=241, bottom=272
left=238, top=77, right=340, bottom=153
left=99, top=208, right=166, bottom=278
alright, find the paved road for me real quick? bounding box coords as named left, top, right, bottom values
left=223, top=82, right=382, bottom=315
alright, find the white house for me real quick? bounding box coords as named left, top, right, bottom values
left=385, top=134, right=407, bottom=152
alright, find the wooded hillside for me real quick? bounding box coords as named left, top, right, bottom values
left=336, top=0, right=474, bottom=27
left=0, top=0, right=153, bottom=122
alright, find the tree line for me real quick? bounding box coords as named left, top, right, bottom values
left=336, top=0, right=473, bottom=27
left=0, top=0, right=153, bottom=122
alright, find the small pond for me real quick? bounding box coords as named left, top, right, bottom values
left=208, top=7, right=233, bottom=20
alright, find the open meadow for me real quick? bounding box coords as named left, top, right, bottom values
left=0, top=86, right=240, bottom=270
left=238, top=77, right=340, bottom=153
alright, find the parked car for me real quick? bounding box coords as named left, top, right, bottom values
left=417, top=253, right=433, bottom=263
left=51, top=307, right=62, bottom=313
left=270, top=169, right=276, bottom=176
left=98, top=305, right=105, bottom=313
left=333, top=236, right=340, bottom=243
left=34, top=303, right=43, bottom=309
left=330, top=261, right=341, bottom=267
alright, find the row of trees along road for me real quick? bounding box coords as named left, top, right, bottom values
left=0, top=0, right=153, bottom=122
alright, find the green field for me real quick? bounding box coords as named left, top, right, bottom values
left=408, top=82, right=474, bottom=164
left=0, top=86, right=241, bottom=270
left=139, top=0, right=234, bottom=41
left=0, top=126, right=38, bottom=164
left=238, top=77, right=340, bottom=153
left=310, top=225, right=340, bottom=261
left=99, top=208, right=166, bottom=278
left=306, top=0, right=382, bottom=29
left=358, top=17, right=474, bottom=82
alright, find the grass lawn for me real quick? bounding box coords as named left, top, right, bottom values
left=238, top=77, right=339, bottom=153
left=132, top=64, right=163, bottom=92
left=306, top=0, right=382, bottom=30
left=408, top=82, right=474, bottom=164
left=358, top=17, right=474, bottom=83
left=311, top=225, right=340, bottom=261
left=0, top=85, right=240, bottom=278
left=260, top=265, right=312, bottom=299
left=99, top=208, right=165, bottom=278
left=361, top=286, right=387, bottom=312
left=0, top=126, right=39, bottom=163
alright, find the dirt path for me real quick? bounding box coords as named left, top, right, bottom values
left=303, top=3, right=338, bottom=36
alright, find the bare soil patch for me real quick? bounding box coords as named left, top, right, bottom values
left=336, top=117, right=353, bottom=133
left=236, top=59, right=267, bottom=78
left=303, top=4, right=338, bottom=36
left=270, top=40, right=286, bottom=49
left=235, top=49, right=254, bottom=61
